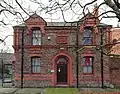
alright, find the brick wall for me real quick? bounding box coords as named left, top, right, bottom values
left=13, top=14, right=111, bottom=87
left=109, top=57, right=120, bottom=87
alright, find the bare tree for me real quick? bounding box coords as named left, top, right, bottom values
left=0, top=0, right=31, bottom=50
left=104, top=0, right=120, bottom=20
left=28, top=0, right=120, bottom=22
left=0, top=0, right=120, bottom=50
left=0, top=0, right=120, bottom=25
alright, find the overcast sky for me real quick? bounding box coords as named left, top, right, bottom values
left=0, top=0, right=119, bottom=53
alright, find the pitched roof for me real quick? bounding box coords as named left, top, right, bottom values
left=13, top=13, right=112, bottom=27
left=30, top=13, right=41, bottom=18
left=79, top=12, right=93, bottom=22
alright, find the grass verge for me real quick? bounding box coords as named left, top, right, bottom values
left=45, top=88, right=78, bottom=94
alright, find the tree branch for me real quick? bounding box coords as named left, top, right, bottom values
left=15, top=0, right=30, bottom=16
left=113, top=0, right=120, bottom=9
left=104, top=0, right=120, bottom=20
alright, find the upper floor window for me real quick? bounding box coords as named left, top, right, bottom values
left=31, top=57, right=41, bottom=73
left=32, top=29, right=41, bottom=45
left=83, top=56, right=94, bottom=74
left=82, top=27, right=93, bottom=45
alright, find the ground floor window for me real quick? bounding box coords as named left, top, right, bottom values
left=31, top=57, right=41, bottom=73
left=83, top=56, right=94, bottom=74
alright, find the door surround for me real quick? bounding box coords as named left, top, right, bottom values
left=52, top=52, right=73, bottom=86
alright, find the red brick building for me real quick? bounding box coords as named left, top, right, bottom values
left=108, top=27, right=120, bottom=87
left=110, top=28, right=120, bottom=55
left=13, top=10, right=113, bottom=87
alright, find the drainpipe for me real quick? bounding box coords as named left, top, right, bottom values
left=76, top=22, right=79, bottom=88
left=100, top=27, right=104, bottom=88
left=21, top=27, right=24, bottom=88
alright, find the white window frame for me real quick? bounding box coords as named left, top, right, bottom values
left=32, top=30, right=41, bottom=45
left=83, top=56, right=93, bottom=74
left=31, top=57, right=41, bottom=73
left=82, top=28, right=92, bottom=45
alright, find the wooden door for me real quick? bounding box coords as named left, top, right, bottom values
left=57, top=57, right=67, bottom=84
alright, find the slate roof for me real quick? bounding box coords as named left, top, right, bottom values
left=47, top=22, right=77, bottom=26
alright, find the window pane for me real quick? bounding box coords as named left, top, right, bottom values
left=32, top=30, right=41, bottom=45
left=83, top=57, right=93, bottom=73
left=31, top=57, right=41, bottom=73
left=36, top=66, right=40, bottom=73
left=82, top=38, right=92, bottom=45
left=32, top=66, right=35, bottom=73
left=90, top=57, right=93, bottom=65
left=36, top=58, right=40, bottom=65
left=83, top=29, right=92, bottom=37
left=33, top=38, right=41, bottom=45
left=33, top=38, right=37, bottom=45
left=83, top=57, right=90, bottom=65
left=85, top=57, right=90, bottom=66
left=88, top=66, right=92, bottom=73
left=83, top=66, right=92, bottom=73
left=32, top=59, right=35, bottom=65
left=83, top=67, right=88, bottom=73
left=82, top=28, right=92, bottom=45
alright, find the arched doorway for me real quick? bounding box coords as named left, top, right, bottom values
left=57, top=56, right=68, bottom=84
left=52, top=52, right=73, bottom=86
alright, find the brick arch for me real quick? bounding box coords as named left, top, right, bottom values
left=27, top=27, right=42, bottom=35
left=27, top=25, right=45, bottom=35
left=52, top=52, right=73, bottom=86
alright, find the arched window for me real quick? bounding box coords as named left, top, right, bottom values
left=82, top=26, right=93, bottom=45
left=32, top=28, right=41, bottom=45
left=31, top=57, right=41, bottom=73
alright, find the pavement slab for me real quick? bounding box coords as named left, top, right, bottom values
left=79, top=88, right=120, bottom=94
left=0, top=88, right=44, bottom=94
left=80, top=88, right=106, bottom=92
left=0, top=88, right=18, bottom=94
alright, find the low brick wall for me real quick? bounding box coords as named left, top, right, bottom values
left=14, top=80, right=52, bottom=87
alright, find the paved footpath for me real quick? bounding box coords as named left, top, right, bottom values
left=79, top=88, right=120, bottom=94
left=1, top=88, right=120, bottom=94
left=0, top=88, right=44, bottom=94
left=0, top=88, right=19, bottom=94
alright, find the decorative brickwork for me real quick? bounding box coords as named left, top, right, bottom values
left=13, top=13, right=112, bottom=87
